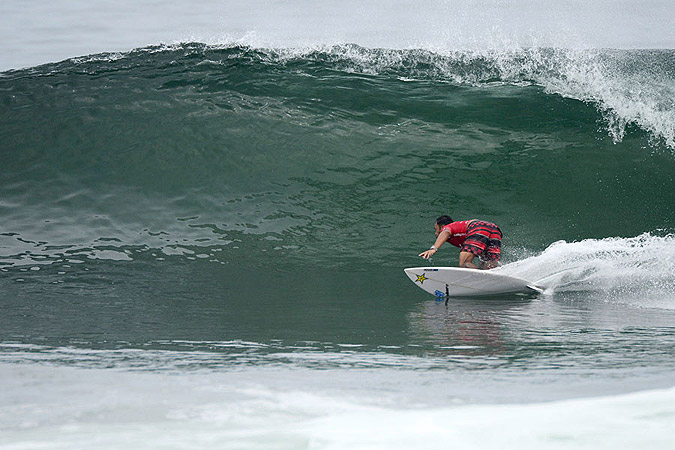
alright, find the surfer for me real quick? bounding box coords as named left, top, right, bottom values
left=418, top=215, right=502, bottom=269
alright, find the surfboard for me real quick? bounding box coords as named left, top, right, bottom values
left=404, top=267, right=543, bottom=298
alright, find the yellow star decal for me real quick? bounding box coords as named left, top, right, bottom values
left=415, top=273, right=428, bottom=284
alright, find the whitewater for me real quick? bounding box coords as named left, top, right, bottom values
left=2, top=1, right=675, bottom=449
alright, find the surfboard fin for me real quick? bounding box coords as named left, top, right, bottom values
left=526, top=285, right=545, bottom=294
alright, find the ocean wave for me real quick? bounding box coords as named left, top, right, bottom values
left=15, top=43, right=672, bottom=149
left=2, top=43, right=674, bottom=275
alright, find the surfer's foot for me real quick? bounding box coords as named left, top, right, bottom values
left=479, top=261, right=499, bottom=270
left=459, top=262, right=478, bottom=269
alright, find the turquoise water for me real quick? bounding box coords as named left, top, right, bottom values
left=2, top=5, right=675, bottom=448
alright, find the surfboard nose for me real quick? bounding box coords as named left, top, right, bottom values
left=403, top=267, right=432, bottom=282
left=403, top=267, right=415, bottom=282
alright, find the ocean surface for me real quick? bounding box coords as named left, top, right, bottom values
left=2, top=1, right=675, bottom=449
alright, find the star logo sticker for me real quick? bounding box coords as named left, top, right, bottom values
left=415, top=273, right=428, bottom=284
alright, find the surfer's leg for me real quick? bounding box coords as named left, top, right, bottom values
left=478, top=223, right=502, bottom=270
left=459, top=251, right=477, bottom=269
left=461, top=221, right=490, bottom=267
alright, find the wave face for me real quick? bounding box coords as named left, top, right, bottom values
left=1, top=44, right=674, bottom=271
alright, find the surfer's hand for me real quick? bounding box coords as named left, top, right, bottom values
left=419, top=249, right=436, bottom=259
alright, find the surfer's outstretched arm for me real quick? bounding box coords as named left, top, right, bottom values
left=419, top=230, right=450, bottom=259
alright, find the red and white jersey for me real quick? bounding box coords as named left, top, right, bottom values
left=441, top=220, right=474, bottom=248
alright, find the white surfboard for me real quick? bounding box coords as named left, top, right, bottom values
left=404, top=267, right=543, bottom=298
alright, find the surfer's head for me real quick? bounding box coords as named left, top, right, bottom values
left=434, top=215, right=453, bottom=236
left=435, top=215, right=453, bottom=227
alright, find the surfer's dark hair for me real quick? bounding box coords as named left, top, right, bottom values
left=435, top=215, right=453, bottom=226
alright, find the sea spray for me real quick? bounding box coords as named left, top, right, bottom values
left=499, top=233, right=675, bottom=309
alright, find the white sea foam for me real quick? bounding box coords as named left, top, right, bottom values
left=528, top=49, right=675, bottom=149
left=500, top=232, right=675, bottom=309
left=1, top=362, right=674, bottom=450
left=318, top=45, right=675, bottom=149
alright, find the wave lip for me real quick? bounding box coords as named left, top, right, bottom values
left=3, top=0, right=675, bottom=72
left=9, top=43, right=674, bottom=150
